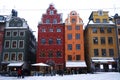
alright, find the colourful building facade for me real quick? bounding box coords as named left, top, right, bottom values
left=65, top=11, right=86, bottom=73
left=84, top=10, right=118, bottom=72
left=37, top=4, right=65, bottom=72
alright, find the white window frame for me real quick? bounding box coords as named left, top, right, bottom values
left=4, top=40, right=10, bottom=49
left=18, top=40, right=24, bottom=49
left=5, top=31, right=11, bottom=37
left=17, top=52, right=23, bottom=61
left=10, top=52, right=16, bottom=61
left=3, top=52, right=9, bottom=61
left=19, top=30, right=25, bottom=37
left=12, top=30, right=18, bottom=37
left=11, top=40, right=17, bottom=49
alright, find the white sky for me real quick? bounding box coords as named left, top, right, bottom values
left=0, top=0, right=120, bottom=39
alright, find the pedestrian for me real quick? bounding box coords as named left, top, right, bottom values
left=21, top=69, right=24, bottom=78
left=17, top=69, right=22, bottom=78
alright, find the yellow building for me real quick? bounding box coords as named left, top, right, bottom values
left=84, top=10, right=118, bottom=72
left=65, top=11, right=86, bottom=74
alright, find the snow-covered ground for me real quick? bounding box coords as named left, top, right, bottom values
left=0, top=72, right=120, bottom=80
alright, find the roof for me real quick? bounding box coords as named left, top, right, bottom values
left=66, top=61, right=87, bottom=67
left=7, top=62, right=24, bottom=67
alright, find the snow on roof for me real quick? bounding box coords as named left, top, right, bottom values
left=66, top=61, right=87, bottom=67
left=7, top=62, right=24, bottom=67
left=89, top=21, right=114, bottom=25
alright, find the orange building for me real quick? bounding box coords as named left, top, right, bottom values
left=65, top=11, right=86, bottom=74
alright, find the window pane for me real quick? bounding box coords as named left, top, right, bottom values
left=13, top=31, right=18, bottom=37
left=68, top=55, right=72, bottom=61
left=53, top=19, right=57, bottom=24
left=49, top=38, right=53, bottom=44
left=46, top=19, right=50, bottom=23
left=56, top=38, right=61, bottom=45
left=109, top=49, right=114, bottom=56
left=40, top=51, right=45, bottom=57
left=41, top=39, right=46, bottom=44
left=12, top=41, right=17, bottom=48
left=107, top=27, right=112, bottom=33
left=76, top=55, right=80, bottom=60
left=48, top=51, right=53, bottom=58
left=57, top=28, right=61, bottom=32
left=103, top=19, right=107, bottom=23
left=18, top=52, right=23, bottom=61
left=5, top=41, right=10, bottom=48
left=100, top=27, right=104, bottom=33
left=101, top=37, right=105, bottom=44
left=94, top=49, right=99, bottom=56
left=67, top=26, right=72, bottom=30
left=19, top=31, right=25, bottom=37
left=76, top=26, right=80, bottom=30
left=19, top=40, right=24, bottom=48
left=3, top=52, right=9, bottom=61
left=76, top=44, right=80, bottom=50
left=49, top=28, right=53, bottom=32
left=68, top=44, right=72, bottom=50
left=6, top=31, right=11, bottom=37
left=56, top=51, right=62, bottom=58
left=93, top=37, right=98, bottom=44
left=68, top=34, right=72, bottom=40
left=42, top=29, right=46, bottom=32
left=76, top=33, right=80, bottom=39
left=101, top=49, right=106, bottom=56
left=96, top=19, right=100, bottom=23
left=92, top=27, right=97, bottom=33
left=11, top=52, right=16, bottom=61
left=108, top=37, right=113, bottom=44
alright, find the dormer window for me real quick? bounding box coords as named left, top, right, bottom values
left=46, top=19, right=50, bottom=23
left=53, top=19, right=57, bottom=24
left=98, top=10, right=103, bottom=16
left=50, top=10, right=54, bottom=15
left=72, top=18, right=76, bottom=23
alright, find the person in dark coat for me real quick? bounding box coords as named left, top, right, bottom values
left=17, top=69, right=22, bottom=78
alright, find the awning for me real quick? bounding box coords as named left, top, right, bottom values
left=92, top=57, right=115, bottom=63
left=31, top=63, right=49, bottom=67
left=66, top=61, right=87, bottom=67
left=7, top=62, right=24, bottom=67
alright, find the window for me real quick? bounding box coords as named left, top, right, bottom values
left=19, top=31, right=25, bottom=37
left=56, top=51, right=62, bottom=58
left=42, top=29, right=46, bottom=32
left=94, top=49, right=99, bottom=56
left=96, top=19, right=100, bottom=23
left=49, top=10, right=54, bottom=15
left=49, top=28, right=53, bottom=32
left=67, top=26, right=72, bottom=30
left=11, top=52, right=16, bottom=61
left=9, top=18, right=23, bottom=27
left=11, top=40, right=17, bottom=48
left=57, top=28, right=61, bottom=32
left=101, top=49, right=106, bottom=56
left=103, top=19, right=107, bottom=23
left=109, top=49, right=114, bottom=56
left=56, top=38, right=61, bottom=45
left=17, top=52, right=23, bottom=61
left=76, top=44, right=80, bottom=50
left=76, top=26, right=80, bottom=30
left=6, top=31, right=11, bottom=37
left=72, top=18, right=76, bottom=23
left=101, top=37, right=105, bottom=44
left=107, top=27, right=112, bottom=33
left=19, top=40, right=24, bottom=48
left=40, top=51, right=45, bottom=57
left=13, top=31, right=18, bottom=37
left=76, top=33, right=80, bottom=40
left=68, top=55, right=72, bottom=61
left=41, top=39, right=46, bottom=44
left=3, top=52, right=9, bottom=61
left=53, top=19, right=57, bottom=24
left=93, top=37, right=98, bottom=44
left=49, top=38, right=53, bottom=44
left=48, top=51, right=53, bottom=58
left=100, top=27, right=104, bottom=33
left=67, top=34, right=72, bottom=40
left=108, top=37, right=113, bottom=44
left=4, top=40, right=10, bottom=48
left=68, top=44, right=72, bottom=50
left=92, top=27, right=97, bottom=33
left=76, top=55, right=80, bottom=60
left=46, top=19, right=50, bottom=23
left=98, top=10, right=103, bottom=16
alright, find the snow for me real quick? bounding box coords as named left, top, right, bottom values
left=0, top=72, right=120, bottom=80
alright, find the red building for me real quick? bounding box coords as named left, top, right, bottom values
left=37, top=4, right=65, bottom=72
left=0, top=15, right=6, bottom=58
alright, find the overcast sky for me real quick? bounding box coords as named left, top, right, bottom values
left=0, top=0, right=120, bottom=39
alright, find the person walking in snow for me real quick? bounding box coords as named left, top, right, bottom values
left=17, top=69, right=22, bottom=78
